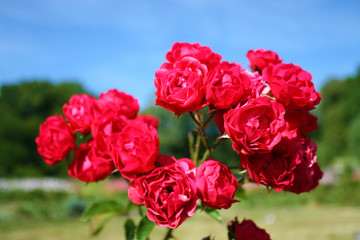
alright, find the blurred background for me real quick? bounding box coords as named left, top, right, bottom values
left=1, top=0, right=360, bottom=239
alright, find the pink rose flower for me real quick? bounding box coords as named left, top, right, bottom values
left=224, top=97, right=286, bottom=155
left=263, top=63, right=321, bottom=110
left=165, top=42, right=221, bottom=71
left=246, top=48, right=282, bottom=73
left=63, top=94, right=102, bottom=134
left=206, top=62, right=252, bottom=109
left=196, top=160, right=238, bottom=209
left=128, top=158, right=198, bottom=229
left=36, top=115, right=75, bottom=165
left=99, top=89, right=139, bottom=119
left=136, top=115, right=160, bottom=130
left=155, top=56, right=208, bottom=115
left=68, top=140, right=114, bottom=183
left=282, top=109, right=318, bottom=139
left=111, top=121, right=159, bottom=179
left=286, top=138, right=323, bottom=194
left=240, top=138, right=303, bottom=191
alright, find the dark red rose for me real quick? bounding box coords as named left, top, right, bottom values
left=111, top=121, right=159, bottom=179
left=206, top=62, right=252, bottom=109
left=63, top=94, right=102, bottom=134
left=68, top=140, right=114, bottom=183
left=224, top=97, right=286, bottom=155
left=240, top=138, right=303, bottom=191
left=155, top=56, right=208, bottom=115
left=246, top=48, right=282, bottom=73
left=136, top=115, right=160, bottom=130
left=263, top=63, right=321, bottom=110
left=282, top=109, right=318, bottom=139
left=128, top=158, right=198, bottom=229
left=196, top=160, right=238, bottom=209
left=99, top=89, right=139, bottom=119
left=165, top=42, right=221, bottom=71
left=286, top=138, right=323, bottom=194
left=228, top=218, right=271, bottom=240
left=214, top=109, right=227, bottom=134
left=36, top=115, right=75, bottom=165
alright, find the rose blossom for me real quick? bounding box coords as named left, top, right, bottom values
left=196, top=160, right=238, bottom=209
left=286, top=138, right=323, bottom=194
left=206, top=61, right=252, bottom=109
left=165, top=42, right=221, bottom=71
left=68, top=140, right=114, bottom=183
left=99, top=89, right=139, bottom=119
left=62, top=94, right=102, bottom=134
left=155, top=56, right=208, bottom=115
left=228, top=218, right=271, bottom=240
left=111, top=121, right=159, bottom=179
left=282, top=109, right=318, bottom=139
left=263, top=63, right=321, bottom=110
left=240, top=138, right=303, bottom=191
left=246, top=48, right=282, bottom=73
left=128, top=158, right=198, bottom=229
left=136, top=115, right=160, bottom=130
left=224, top=97, right=286, bottom=155
left=36, top=115, right=75, bottom=165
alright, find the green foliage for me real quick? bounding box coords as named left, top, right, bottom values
left=136, top=216, right=156, bottom=240
left=0, top=80, right=88, bottom=177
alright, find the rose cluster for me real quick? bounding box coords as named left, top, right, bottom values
left=36, top=89, right=160, bottom=182
left=36, top=89, right=239, bottom=229
left=154, top=43, right=323, bottom=194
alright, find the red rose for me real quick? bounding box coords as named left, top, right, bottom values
left=165, top=42, right=221, bottom=71
left=286, top=138, right=323, bottom=194
left=246, top=48, right=282, bottom=73
left=62, top=94, right=102, bottom=134
left=99, top=89, right=139, bottom=119
left=282, top=109, right=318, bottom=139
left=206, top=62, right=252, bottom=109
left=136, top=115, right=160, bottom=130
left=90, top=111, right=130, bottom=153
left=228, top=218, right=271, bottom=240
left=196, top=160, right=238, bottom=209
left=263, top=63, right=321, bottom=110
left=155, top=57, right=208, bottom=115
left=224, top=97, right=286, bottom=155
left=111, top=121, right=159, bottom=179
left=128, top=158, right=198, bottom=229
left=68, top=140, right=114, bottom=183
left=240, top=138, right=303, bottom=191
left=36, top=115, right=75, bottom=165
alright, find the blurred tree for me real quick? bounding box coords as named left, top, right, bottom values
left=0, top=80, right=87, bottom=177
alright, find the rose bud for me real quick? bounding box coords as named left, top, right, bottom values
left=111, top=121, right=159, bottom=179
left=224, top=97, right=286, bottom=155
left=36, top=115, right=75, bottom=165
left=128, top=158, right=198, bottom=229
left=228, top=218, right=271, bottom=240
left=196, top=160, right=238, bottom=209
left=99, top=89, right=140, bottom=119
left=62, top=94, right=102, bottom=134
left=246, top=48, right=282, bottom=73
left=263, top=63, right=321, bottom=110
left=68, top=140, right=114, bottom=183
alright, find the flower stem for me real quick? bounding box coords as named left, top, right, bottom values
left=163, top=228, right=174, bottom=240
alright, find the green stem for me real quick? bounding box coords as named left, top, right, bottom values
left=163, top=228, right=174, bottom=240
left=193, top=134, right=201, bottom=166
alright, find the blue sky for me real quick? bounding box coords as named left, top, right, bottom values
left=1, top=0, right=360, bottom=109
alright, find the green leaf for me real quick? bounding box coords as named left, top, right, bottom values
left=204, top=207, right=222, bottom=222
left=136, top=216, right=156, bottom=240
left=125, top=219, right=136, bottom=240
left=82, top=200, right=126, bottom=221
left=90, top=213, right=116, bottom=236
